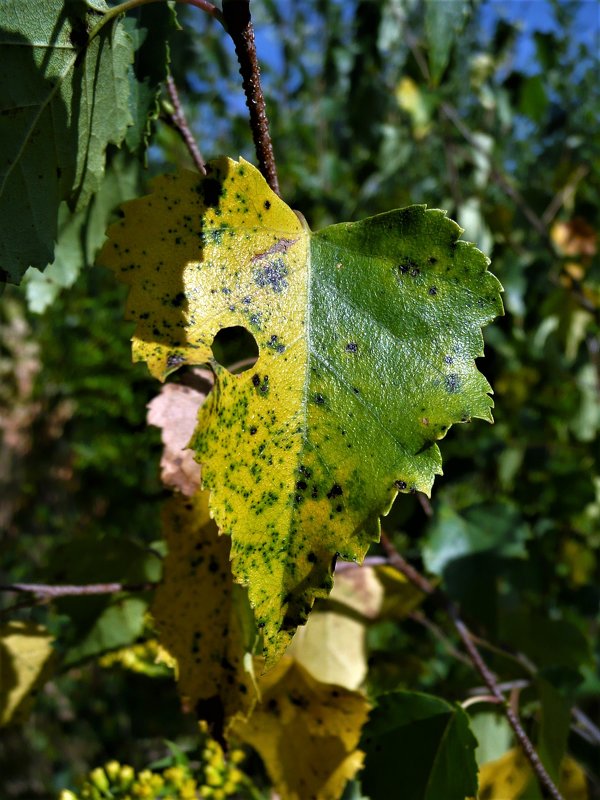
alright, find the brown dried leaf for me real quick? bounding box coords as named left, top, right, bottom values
left=147, top=369, right=213, bottom=495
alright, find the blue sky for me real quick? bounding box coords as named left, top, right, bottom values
left=479, top=0, right=600, bottom=74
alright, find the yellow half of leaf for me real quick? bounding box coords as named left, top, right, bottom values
left=232, top=656, right=369, bottom=800
left=100, top=157, right=501, bottom=664
left=0, top=621, right=55, bottom=726
left=478, top=748, right=588, bottom=800
left=151, top=491, right=257, bottom=736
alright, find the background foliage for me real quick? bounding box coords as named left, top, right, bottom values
left=1, top=0, right=598, bottom=797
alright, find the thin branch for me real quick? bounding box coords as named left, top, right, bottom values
left=0, top=596, right=44, bottom=620
left=165, top=76, right=206, bottom=174
left=88, top=0, right=224, bottom=44
left=416, top=492, right=434, bottom=517
left=222, top=0, right=280, bottom=195
left=0, top=582, right=156, bottom=598
left=380, top=533, right=565, bottom=800
left=469, top=679, right=531, bottom=696
left=542, top=165, right=589, bottom=227
left=461, top=694, right=503, bottom=710
left=334, top=556, right=388, bottom=573
left=439, top=102, right=551, bottom=243
left=409, top=610, right=472, bottom=667
left=572, top=707, right=600, bottom=747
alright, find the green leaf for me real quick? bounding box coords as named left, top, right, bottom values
left=498, top=612, right=591, bottom=672
left=23, top=149, right=142, bottom=313
left=122, top=3, right=177, bottom=152
left=99, top=157, right=502, bottom=663
left=425, top=0, right=469, bottom=85
left=535, top=677, right=571, bottom=786
left=0, top=0, right=138, bottom=283
left=49, top=536, right=160, bottom=665
left=359, top=691, right=479, bottom=800
left=62, top=595, right=148, bottom=667
left=423, top=501, right=531, bottom=575
left=518, top=75, right=549, bottom=124
left=470, top=711, right=512, bottom=767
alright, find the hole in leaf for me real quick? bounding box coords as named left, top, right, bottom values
left=211, top=326, right=259, bottom=373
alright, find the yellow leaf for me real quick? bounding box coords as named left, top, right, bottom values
left=374, top=564, right=427, bottom=619
left=395, top=77, right=433, bottom=139
left=151, top=491, right=257, bottom=736
left=287, top=608, right=366, bottom=690
left=477, top=748, right=588, bottom=800
left=551, top=219, right=597, bottom=257
left=0, top=621, right=55, bottom=726
left=287, top=564, right=426, bottom=690
left=331, top=565, right=385, bottom=620
left=232, top=657, right=369, bottom=800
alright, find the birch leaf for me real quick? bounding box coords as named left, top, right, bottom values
left=152, top=490, right=257, bottom=738
left=232, top=657, right=370, bottom=800
left=100, top=157, right=502, bottom=664
left=360, top=691, right=478, bottom=800
left=0, top=622, right=55, bottom=726
left=477, top=749, right=588, bottom=800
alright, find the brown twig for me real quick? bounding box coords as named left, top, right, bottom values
left=222, top=0, right=280, bottom=195
left=439, top=102, right=552, bottom=244
left=166, top=76, right=206, bottom=174
left=379, top=533, right=564, bottom=800
left=416, top=492, right=434, bottom=517
left=0, top=582, right=156, bottom=598
left=542, top=165, right=589, bottom=226
left=409, top=610, right=472, bottom=667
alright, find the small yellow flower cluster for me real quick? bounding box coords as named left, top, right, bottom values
left=198, top=738, right=246, bottom=800
left=58, top=759, right=196, bottom=799
left=98, top=640, right=173, bottom=678
left=58, top=742, right=251, bottom=800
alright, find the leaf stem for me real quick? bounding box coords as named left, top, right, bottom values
left=165, top=76, right=207, bottom=174
left=379, top=533, right=565, bottom=800
left=87, top=0, right=224, bottom=45
left=222, top=0, right=280, bottom=195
